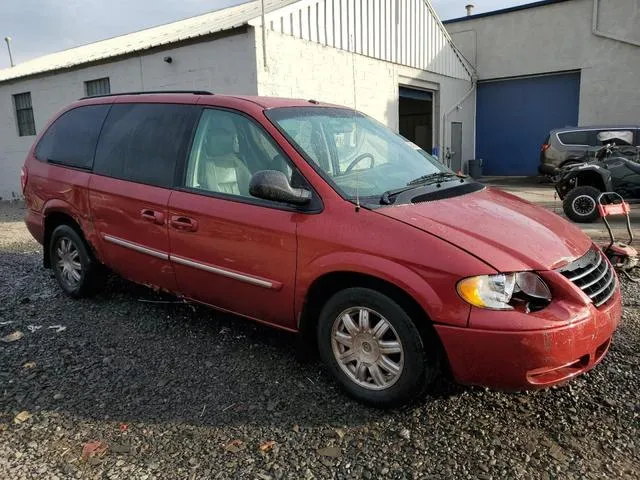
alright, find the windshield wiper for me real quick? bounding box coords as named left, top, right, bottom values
left=380, top=186, right=414, bottom=205
left=380, top=172, right=462, bottom=205
left=406, top=172, right=459, bottom=186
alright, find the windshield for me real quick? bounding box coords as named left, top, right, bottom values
left=265, top=107, right=450, bottom=201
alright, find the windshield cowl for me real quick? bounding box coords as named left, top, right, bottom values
left=380, top=176, right=474, bottom=205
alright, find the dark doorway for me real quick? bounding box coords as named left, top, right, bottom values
left=399, top=87, right=433, bottom=153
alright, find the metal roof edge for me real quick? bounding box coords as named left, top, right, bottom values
left=443, top=0, right=573, bottom=25
left=0, top=27, right=248, bottom=86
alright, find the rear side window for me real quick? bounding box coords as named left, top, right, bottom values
left=94, top=103, right=199, bottom=188
left=557, top=131, right=591, bottom=146
left=35, top=105, right=110, bottom=169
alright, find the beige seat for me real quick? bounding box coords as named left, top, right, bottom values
left=199, top=128, right=251, bottom=196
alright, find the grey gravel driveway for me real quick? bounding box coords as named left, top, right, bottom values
left=1, top=201, right=638, bottom=479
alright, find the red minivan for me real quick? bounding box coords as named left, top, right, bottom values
left=22, top=92, right=621, bottom=407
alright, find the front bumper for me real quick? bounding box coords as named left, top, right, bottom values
left=435, top=287, right=622, bottom=390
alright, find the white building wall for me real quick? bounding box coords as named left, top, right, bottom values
left=446, top=0, right=640, bottom=126
left=0, top=32, right=257, bottom=200
left=255, top=28, right=475, bottom=168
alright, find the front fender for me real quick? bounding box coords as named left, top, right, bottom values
left=295, top=251, right=472, bottom=328
left=555, top=166, right=610, bottom=199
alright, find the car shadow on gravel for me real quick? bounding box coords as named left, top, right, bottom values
left=0, top=250, right=466, bottom=432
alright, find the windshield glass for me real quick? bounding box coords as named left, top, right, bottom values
left=265, top=107, right=450, bottom=201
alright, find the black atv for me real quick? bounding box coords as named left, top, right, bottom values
left=554, top=133, right=640, bottom=223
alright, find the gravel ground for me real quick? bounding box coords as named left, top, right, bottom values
left=1, top=201, right=638, bottom=479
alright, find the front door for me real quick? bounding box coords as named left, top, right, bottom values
left=89, top=102, right=200, bottom=290
left=168, top=108, right=301, bottom=328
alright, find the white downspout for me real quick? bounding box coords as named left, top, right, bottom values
left=592, top=0, right=640, bottom=47
left=442, top=79, right=476, bottom=167
left=261, top=0, right=268, bottom=70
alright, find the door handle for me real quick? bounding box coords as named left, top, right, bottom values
left=170, top=215, right=199, bottom=232
left=140, top=209, right=165, bottom=225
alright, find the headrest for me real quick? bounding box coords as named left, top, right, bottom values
left=204, top=127, right=235, bottom=156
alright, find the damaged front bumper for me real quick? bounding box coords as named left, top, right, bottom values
left=434, top=287, right=621, bottom=390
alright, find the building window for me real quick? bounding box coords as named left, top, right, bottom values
left=13, top=92, right=36, bottom=137
left=85, top=77, right=111, bottom=97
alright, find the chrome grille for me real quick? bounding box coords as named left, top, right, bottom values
left=558, top=248, right=616, bottom=307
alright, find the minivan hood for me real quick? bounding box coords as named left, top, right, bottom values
left=377, top=187, right=591, bottom=272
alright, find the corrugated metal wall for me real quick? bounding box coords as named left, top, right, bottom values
left=259, top=0, right=471, bottom=80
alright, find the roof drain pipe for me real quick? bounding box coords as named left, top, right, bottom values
left=261, top=0, right=268, bottom=70
left=442, top=78, right=476, bottom=169
left=592, top=0, right=640, bottom=47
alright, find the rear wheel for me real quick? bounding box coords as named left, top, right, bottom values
left=317, top=287, right=439, bottom=408
left=50, top=225, right=102, bottom=298
left=563, top=186, right=601, bottom=223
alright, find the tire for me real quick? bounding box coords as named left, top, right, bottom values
left=317, top=287, right=439, bottom=408
left=563, top=186, right=601, bottom=223
left=49, top=224, right=102, bottom=298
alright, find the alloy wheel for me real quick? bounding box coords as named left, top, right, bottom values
left=331, top=307, right=404, bottom=390
left=54, top=237, right=83, bottom=289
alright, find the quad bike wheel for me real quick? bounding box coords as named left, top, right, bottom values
left=563, top=186, right=601, bottom=223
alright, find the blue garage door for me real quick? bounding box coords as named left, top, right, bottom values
left=476, top=72, right=580, bottom=175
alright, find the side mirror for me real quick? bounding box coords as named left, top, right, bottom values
left=249, top=170, right=312, bottom=206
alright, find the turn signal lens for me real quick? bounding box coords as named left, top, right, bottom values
left=457, top=274, right=516, bottom=310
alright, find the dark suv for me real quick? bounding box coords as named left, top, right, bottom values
left=539, top=126, right=639, bottom=175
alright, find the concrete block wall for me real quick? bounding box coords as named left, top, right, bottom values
left=0, top=32, right=257, bottom=200
left=0, top=25, right=476, bottom=199
left=255, top=28, right=399, bottom=129
left=255, top=28, right=476, bottom=167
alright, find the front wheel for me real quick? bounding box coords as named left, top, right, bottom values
left=317, top=287, right=439, bottom=408
left=562, top=186, right=601, bottom=223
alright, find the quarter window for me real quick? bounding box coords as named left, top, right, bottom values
left=13, top=92, right=36, bottom=136
left=184, top=109, right=294, bottom=198
left=557, top=131, right=591, bottom=146
left=94, top=103, right=199, bottom=188
left=85, top=77, right=111, bottom=97
left=35, top=105, right=110, bottom=169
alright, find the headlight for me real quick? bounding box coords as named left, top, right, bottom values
left=457, top=272, right=551, bottom=311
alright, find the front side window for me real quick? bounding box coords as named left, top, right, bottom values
left=35, top=105, right=110, bottom=169
left=94, top=103, right=199, bottom=188
left=184, top=109, right=294, bottom=198
left=266, top=107, right=449, bottom=201
left=13, top=92, right=36, bottom=136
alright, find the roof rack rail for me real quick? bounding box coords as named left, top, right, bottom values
left=80, top=90, right=213, bottom=100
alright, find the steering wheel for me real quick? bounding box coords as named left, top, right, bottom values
left=344, top=153, right=375, bottom=173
